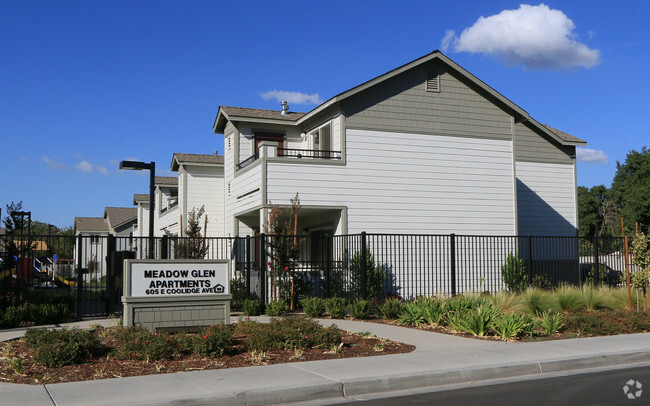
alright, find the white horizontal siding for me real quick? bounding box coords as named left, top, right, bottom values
left=266, top=129, right=515, bottom=235
left=516, top=161, right=577, bottom=236
left=158, top=206, right=179, bottom=235
left=185, top=166, right=225, bottom=237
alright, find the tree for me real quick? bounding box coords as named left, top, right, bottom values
left=630, top=232, right=650, bottom=311
left=577, top=185, right=619, bottom=237
left=610, top=146, right=650, bottom=235
left=166, top=206, right=209, bottom=259
left=264, top=194, right=303, bottom=308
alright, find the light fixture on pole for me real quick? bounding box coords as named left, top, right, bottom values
left=119, top=160, right=155, bottom=259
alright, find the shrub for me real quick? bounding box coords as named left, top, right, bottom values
left=231, top=277, right=258, bottom=310
left=326, top=297, right=348, bottom=319
left=350, top=300, right=372, bottom=319
left=501, top=252, right=528, bottom=293
left=111, top=326, right=175, bottom=361
left=422, top=298, right=447, bottom=326
left=24, top=328, right=101, bottom=367
left=398, top=301, right=424, bottom=326
left=245, top=317, right=341, bottom=352
left=378, top=298, right=403, bottom=319
left=539, top=310, right=564, bottom=335
left=349, top=247, right=386, bottom=301
left=266, top=299, right=287, bottom=317
left=493, top=313, right=529, bottom=340
left=300, top=297, right=327, bottom=318
left=243, top=299, right=262, bottom=316
left=457, top=305, right=501, bottom=337
left=192, top=325, right=234, bottom=357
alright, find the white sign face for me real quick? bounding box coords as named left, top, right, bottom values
left=129, top=262, right=229, bottom=297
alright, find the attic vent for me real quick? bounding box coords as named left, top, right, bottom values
left=426, top=69, right=440, bottom=92
left=227, top=182, right=231, bottom=196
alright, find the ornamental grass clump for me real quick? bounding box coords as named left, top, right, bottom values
left=580, top=285, right=613, bottom=311
left=489, top=291, right=523, bottom=314
left=457, top=305, right=501, bottom=337
left=421, top=298, right=447, bottom=326
left=552, top=284, right=585, bottom=313
left=539, top=310, right=565, bottom=335
left=520, top=287, right=553, bottom=315
left=492, top=313, right=530, bottom=340
left=397, top=301, right=425, bottom=326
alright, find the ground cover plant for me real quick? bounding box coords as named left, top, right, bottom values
left=0, top=317, right=413, bottom=385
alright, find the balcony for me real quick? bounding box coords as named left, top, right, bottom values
left=237, top=148, right=342, bottom=170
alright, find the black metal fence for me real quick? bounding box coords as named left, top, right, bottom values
left=0, top=232, right=634, bottom=318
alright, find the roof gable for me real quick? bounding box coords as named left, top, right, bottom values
left=171, top=153, right=224, bottom=171
left=104, top=207, right=137, bottom=229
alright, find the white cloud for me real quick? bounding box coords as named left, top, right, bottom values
left=76, top=160, right=94, bottom=172
left=42, top=156, right=66, bottom=170
left=577, top=148, right=608, bottom=164
left=96, top=165, right=109, bottom=175
left=21, top=157, right=30, bottom=163
left=260, top=90, right=323, bottom=105
left=442, top=4, right=600, bottom=70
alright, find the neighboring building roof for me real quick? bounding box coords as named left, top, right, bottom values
left=0, top=227, right=5, bottom=235
left=133, top=194, right=150, bottom=205
left=74, top=217, right=109, bottom=233
left=155, top=176, right=178, bottom=187
left=213, top=50, right=586, bottom=146
left=171, top=153, right=224, bottom=171
left=542, top=124, right=585, bottom=144
left=104, top=207, right=137, bottom=229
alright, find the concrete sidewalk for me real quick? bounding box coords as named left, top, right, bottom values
left=2, top=317, right=650, bottom=405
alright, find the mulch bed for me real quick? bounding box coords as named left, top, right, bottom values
left=0, top=328, right=414, bottom=385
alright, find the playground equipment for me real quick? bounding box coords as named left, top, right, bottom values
left=33, top=258, right=76, bottom=288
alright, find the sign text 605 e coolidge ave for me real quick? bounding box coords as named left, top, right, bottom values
left=130, top=263, right=229, bottom=297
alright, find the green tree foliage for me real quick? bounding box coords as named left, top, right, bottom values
left=577, top=185, right=618, bottom=237
left=350, top=246, right=386, bottom=302
left=610, top=146, right=650, bottom=235
left=630, top=232, right=650, bottom=311
left=166, top=206, right=209, bottom=259
left=501, top=252, right=528, bottom=293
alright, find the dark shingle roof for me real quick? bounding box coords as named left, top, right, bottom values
left=173, top=153, right=224, bottom=164
left=221, top=106, right=306, bottom=122
left=104, top=207, right=137, bottom=229
left=542, top=124, right=586, bottom=144
left=74, top=217, right=109, bottom=233
left=133, top=194, right=150, bottom=204
left=155, top=176, right=177, bottom=186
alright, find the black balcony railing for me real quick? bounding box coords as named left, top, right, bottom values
left=278, top=148, right=342, bottom=159
left=237, top=149, right=342, bottom=170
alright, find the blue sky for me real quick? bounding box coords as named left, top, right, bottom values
left=1, top=1, right=648, bottom=228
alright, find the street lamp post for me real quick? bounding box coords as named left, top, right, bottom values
left=119, top=160, right=155, bottom=259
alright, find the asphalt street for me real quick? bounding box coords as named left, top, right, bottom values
left=336, top=365, right=650, bottom=406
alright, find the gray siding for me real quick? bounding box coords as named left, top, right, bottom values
left=514, top=122, right=574, bottom=163
left=342, top=62, right=512, bottom=140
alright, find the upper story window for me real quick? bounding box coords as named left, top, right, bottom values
left=309, top=123, right=332, bottom=157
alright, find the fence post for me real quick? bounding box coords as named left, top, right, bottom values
left=76, top=234, right=84, bottom=320
left=526, top=235, right=533, bottom=283
left=361, top=232, right=367, bottom=300
left=326, top=233, right=332, bottom=298
left=161, top=235, right=168, bottom=259
left=592, top=235, right=600, bottom=285
left=259, top=233, right=267, bottom=308
left=450, top=233, right=456, bottom=296
left=245, top=236, right=251, bottom=297
left=106, top=234, right=116, bottom=317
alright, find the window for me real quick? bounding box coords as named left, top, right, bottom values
left=90, top=235, right=100, bottom=244
left=310, top=123, right=331, bottom=157
left=426, top=69, right=440, bottom=92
